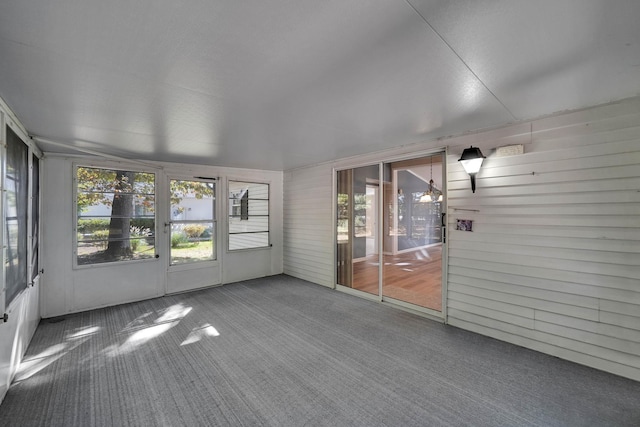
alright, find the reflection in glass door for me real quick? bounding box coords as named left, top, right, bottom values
left=337, top=165, right=380, bottom=296
left=382, top=155, right=444, bottom=311
left=336, top=154, right=445, bottom=314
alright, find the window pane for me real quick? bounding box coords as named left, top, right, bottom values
left=170, top=222, right=215, bottom=264
left=170, top=180, right=215, bottom=221
left=229, top=216, right=268, bottom=233
left=228, top=181, right=269, bottom=250
left=242, top=199, right=268, bottom=216
left=5, top=126, right=28, bottom=308
left=169, top=179, right=216, bottom=265
left=229, top=232, right=269, bottom=251
left=76, top=167, right=155, bottom=265
left=228, top=181, right=268, bottom=198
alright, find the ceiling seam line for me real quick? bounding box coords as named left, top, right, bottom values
left=404, top=0, right=518, bottom=121
left=32, top=136, right=162, bottom=169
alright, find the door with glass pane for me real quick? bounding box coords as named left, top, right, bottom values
left=166, top=178, right=221, bottom=294
left=336, top=154, right=445, bottom=315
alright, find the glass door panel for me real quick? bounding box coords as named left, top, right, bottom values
left=169, top=179, right=216, bottom=265
left=382, top=154, right=444, bottom=311
left=336, top=165, right=379, bottom=295
left=336, top=154, right=444, bottom=314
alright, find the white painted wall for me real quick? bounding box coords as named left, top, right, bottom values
left=445, top=99, right=640, bottom=382
left=41, top=157, right=283, bottom=318
left=283, top=97, right=640, bottom=381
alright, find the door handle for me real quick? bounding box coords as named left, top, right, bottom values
left=441, top=213, right=446, bottom=227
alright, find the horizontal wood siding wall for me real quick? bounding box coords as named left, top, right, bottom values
left=283, top=164, right=334, bottom=287
left=445, top=98, right=640, bottom=381
left=282, top=97, right=640, bottom=381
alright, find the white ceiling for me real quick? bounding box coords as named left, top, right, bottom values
left=0, top=0, right=639, bottom=171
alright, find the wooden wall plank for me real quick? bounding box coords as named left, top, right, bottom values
left=449, top=282, right=599, bottom=321
left=600, top=300, right=640, bottom=318
left=448, top=291, right=535, bottom=318
left=448, top=300, right=535, bottom=329
left=449, top=310, right=640, bottom=369
left=448, top=269, right=600, bottom=307
left=535, top=311, right=640, bottom=343
left=283, top=165, right=335, bottom=288
left=534, top=321, right=640, bottom=356
left=448, top=317, right=640, bottom=381
left=450, top=240, right=640, bottom=266
left=599, top=312, right=640, bottom=332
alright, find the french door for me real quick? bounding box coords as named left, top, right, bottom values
left=336, top=153, right=446, bottom=316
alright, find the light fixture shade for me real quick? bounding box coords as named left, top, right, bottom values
left=458, top=146, right=485, bottom=193
left=458, top=146, right=485, bottom=174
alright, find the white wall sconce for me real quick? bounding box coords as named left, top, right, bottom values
left=458, top=146, right=485, bottom=193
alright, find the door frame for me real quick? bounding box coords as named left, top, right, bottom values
left=333, top=148, right=448, bottom=322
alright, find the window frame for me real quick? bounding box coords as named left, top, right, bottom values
left=73, top=163, right=158, bottom=268
left=227, top=180, right=270, bottom=252
left=168, top=177, right=217, bottom=266
left=30, top=152, right=40, bottom=283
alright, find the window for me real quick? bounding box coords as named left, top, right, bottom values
left=169, top=179, right=216, bottom=265
left=228, top=181, right=269, bottom=250
left=5, top=126, right=29, bottom=308
left=75, top=166, right=155, bottom=265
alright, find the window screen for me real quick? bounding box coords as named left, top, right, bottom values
left=228, top=181, right=269, bottom=250
left=5, top=126, right=29, bottom=308
left=76, top=166, right=156, bottom=265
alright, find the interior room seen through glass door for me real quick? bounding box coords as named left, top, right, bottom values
left=336, top=154, right=444, bottom=313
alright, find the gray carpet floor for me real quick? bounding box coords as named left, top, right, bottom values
left=1, top=275, right=639, bottom=426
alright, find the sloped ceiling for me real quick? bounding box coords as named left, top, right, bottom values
left=0, top=0, right=639, bottom=170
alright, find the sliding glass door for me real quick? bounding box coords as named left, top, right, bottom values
left=381, top=155, right=444, bottom=312
left=336, top=153, right=445, bottom=315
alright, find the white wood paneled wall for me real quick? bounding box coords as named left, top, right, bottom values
left=446, top=98, right=640, bottom=381
left=283, top=97, right=640, bottom=381
left=283, top=164, right=334, bottom=287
